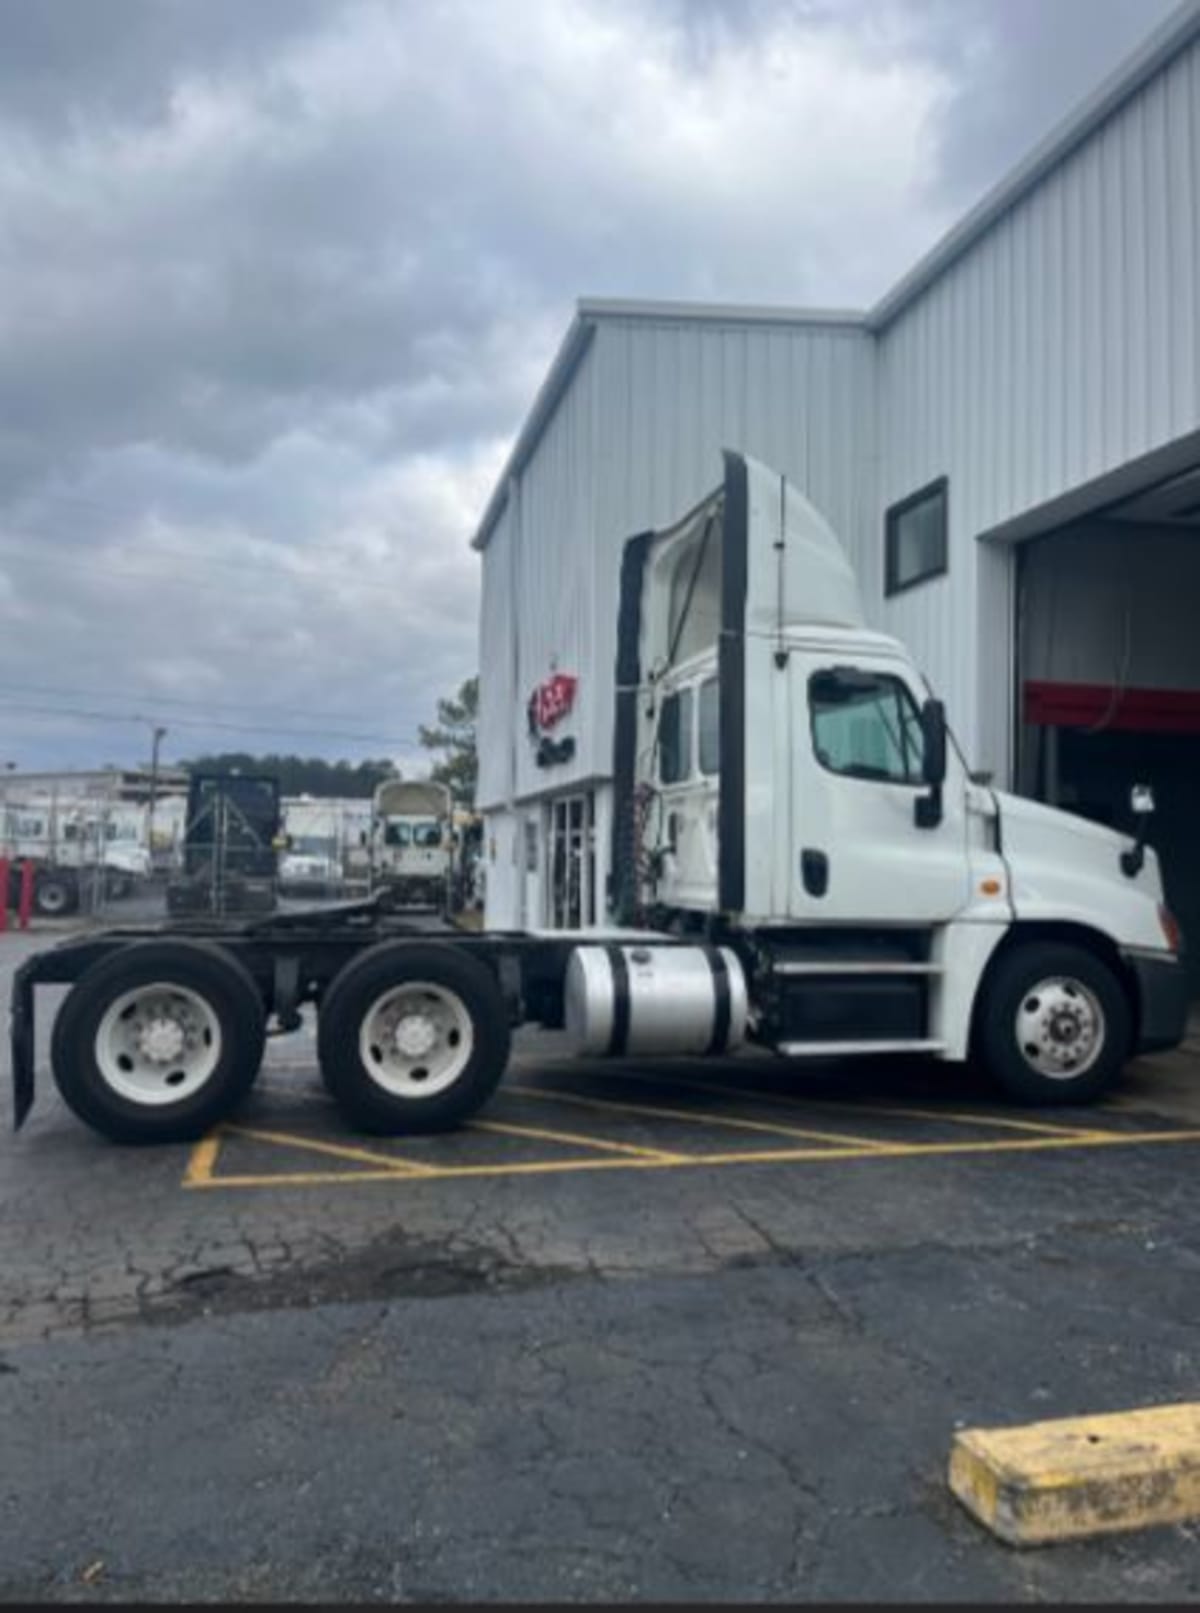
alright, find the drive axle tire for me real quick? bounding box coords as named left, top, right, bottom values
left=50, top=941, right=267, bottom=1143
left=317, top=942, right=510, bottom=1134
left=974, top=942, right=1130, bottom=1105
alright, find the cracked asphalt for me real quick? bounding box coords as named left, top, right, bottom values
left=3, top=926, right=1200, bottom=1602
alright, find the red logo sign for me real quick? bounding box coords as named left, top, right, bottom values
left=528, top=673, right=577, bottom=733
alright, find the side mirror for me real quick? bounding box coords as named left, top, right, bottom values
left=914, top=698, right=947, bottom=830
left=920, top=699, right=947, bottom=787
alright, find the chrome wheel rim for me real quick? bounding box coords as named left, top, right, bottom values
left=1015, top=976, right=1105, bottom=1080
left=95, top=982, right=222, bottom=1105
left=358, top=981, right=473, bottom=1098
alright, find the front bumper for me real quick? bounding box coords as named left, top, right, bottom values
left=1126, top=950, right=1191, bottom=1054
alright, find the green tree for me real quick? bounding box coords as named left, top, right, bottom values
left=419, top=676, right=478, bottom=805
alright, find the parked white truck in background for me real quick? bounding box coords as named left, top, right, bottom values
left=11, top=452, right=1188, bottom=1145
left=1, top=798, right=152, bottom=915
left=278, top=797, right=345, bottom=896
left=370, top=780, right=454, bottom=910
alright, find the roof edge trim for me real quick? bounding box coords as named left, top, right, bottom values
left=578, top=296, right=867, bottom=329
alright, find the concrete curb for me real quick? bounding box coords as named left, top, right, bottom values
left=949, top=1403, right=1200, bottom=1545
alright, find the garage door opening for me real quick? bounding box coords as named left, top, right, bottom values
left=1015, top=469, right=1200, bottom=995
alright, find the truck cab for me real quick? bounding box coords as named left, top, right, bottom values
left=606, top=450, right=1187, bottom=1100
left=370, top=780, right=453, bottom=910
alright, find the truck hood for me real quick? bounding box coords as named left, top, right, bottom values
left=281, top=853, right=336, bottom=878
left=104, top=845, right=151, bottom=876
left=994, top=789, right=1169, bottom=953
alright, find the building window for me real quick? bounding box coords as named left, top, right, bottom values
left=885, top=478, right=948, bottom=596
left=659, top=688, right=693, bottom=784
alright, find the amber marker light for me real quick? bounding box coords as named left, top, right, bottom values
left=1159, top=904, right=1183, bottom=953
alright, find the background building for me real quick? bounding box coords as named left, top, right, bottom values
left=474, top=2, right=1200, bottom=982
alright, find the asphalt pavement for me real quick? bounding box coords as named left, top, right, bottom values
left=3, top=924, right=1200, bottom=1602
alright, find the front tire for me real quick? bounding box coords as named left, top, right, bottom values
left=51, top=941, right=267, bottom=1142
left=35, top=872, right=77, bottom=917
left=317, top=942, right=510, bottom=1134
left=974, top=942, right=1131, bottom=1105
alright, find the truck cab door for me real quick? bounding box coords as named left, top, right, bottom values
left=790, top=655, right=970, bottom=924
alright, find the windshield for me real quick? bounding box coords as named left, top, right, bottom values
left=291, top=835, right=336, bottom=857
left=384, top=819, right=442, bottom=848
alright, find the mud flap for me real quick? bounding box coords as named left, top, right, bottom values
left=10, top=961, right=35, bottom=1130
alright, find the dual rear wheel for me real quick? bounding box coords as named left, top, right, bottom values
left=50, top=941, right=510, bottom=1144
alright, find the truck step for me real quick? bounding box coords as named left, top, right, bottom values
left=769, top=960, right=942, bottom=977
left=774, top=1038, right=946, bottom=1057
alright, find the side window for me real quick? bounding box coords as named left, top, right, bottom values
left=698, top=677, right=720, bottom=776
left=809, top=669, right=926, bottom=785
left=659, top=688, right=693, bottom=785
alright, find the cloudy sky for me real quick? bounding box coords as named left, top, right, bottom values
left=0, top=0, right=1178, bottom=774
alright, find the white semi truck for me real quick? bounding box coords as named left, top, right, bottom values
left=370, top=779, right=454, bottom=910
left=10, top=452, right=1187, bottom=1144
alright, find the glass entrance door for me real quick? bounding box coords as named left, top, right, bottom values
left=549, top=791, right=595, bottom=929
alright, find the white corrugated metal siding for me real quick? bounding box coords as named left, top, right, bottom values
left=476, top=314, right=876, bottom=811
left=876, top=32, right=1200, bottom=777
left=475, top=499, right=516, bottom=810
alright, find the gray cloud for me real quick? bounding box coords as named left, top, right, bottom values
left=0, top=0, right=1177, bottom=770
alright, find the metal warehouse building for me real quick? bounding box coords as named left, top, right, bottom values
left=472, top=1, right=1200, bottom=980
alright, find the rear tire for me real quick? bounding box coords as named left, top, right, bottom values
left=974, top=942, right=1130, bottom=1105
left=51, top=941, right=266, bottom=1143
left=317, top=942, right=510, bottom=1134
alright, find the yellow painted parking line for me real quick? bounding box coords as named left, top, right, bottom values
left=507, top=1082, right=895, bottom=1151
left=850, top=1104, right=1112, bottom=1139
left=182, top=1131, right=221, bottom=1187
left=471, top=1116, right=686, bottom=1162
left=188, top=1154, right=671, bottom=1190
left=592, top=1066, right=1112, bottom=1140
left=183, top=1120, right=1200, bottom=1191
left=950, top=1402, right=1200, bottom=1544
left=222, top=1123, right=439, bottom=1176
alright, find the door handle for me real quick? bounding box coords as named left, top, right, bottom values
left=801, top=848, right=829, bottom=898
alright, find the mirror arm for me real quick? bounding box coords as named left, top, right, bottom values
left=1120, top=827, right=1148, bottom=878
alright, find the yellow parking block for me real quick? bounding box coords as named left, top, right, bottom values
left=949, top=1403, right=1200, bottom=1545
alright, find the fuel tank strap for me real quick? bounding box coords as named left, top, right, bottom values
left=704, top=946, right=732, bottom=1054
left=604, top=943, right=631, bottom=1057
